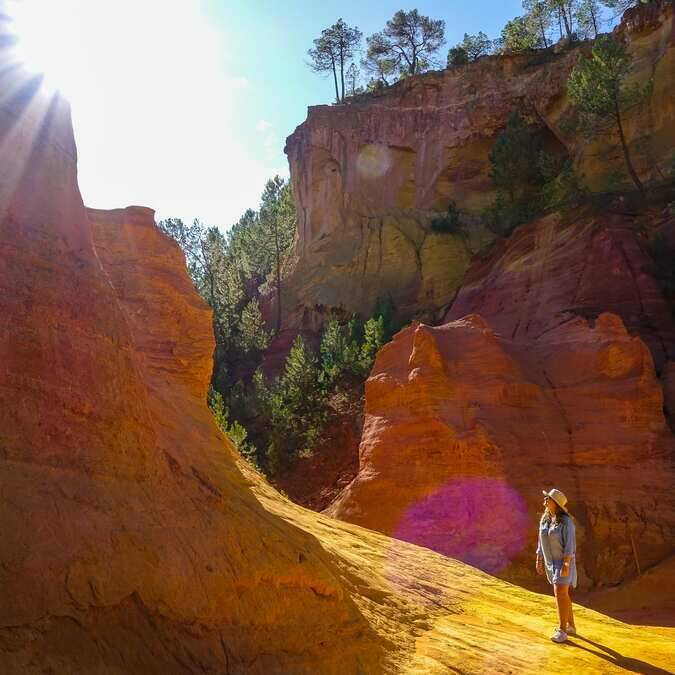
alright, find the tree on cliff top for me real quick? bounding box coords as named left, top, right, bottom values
left=366, top=9, right=445, bottom=78
left=567, top=35, right=650, bottom=195
left=361, top=36, right=398, bottom=87
left=601, top=0, right=657, bottom=16
left=447, top=32, right=493, bottom=67
left=308, top=19, right=362, bottom=103
left=575, top=0, right=603, bottom=38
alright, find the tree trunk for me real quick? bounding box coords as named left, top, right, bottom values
left=539, top=18, right=549, bottom=48
left=330, top=54, right=339, bottom=104
left=591, top=7, right=599, bottom=37
left=615, top=103, right=645, bottom=195
left=561, top=6, right=572, bottom=39
left=339, top=45, right=345, bottom=102
left=273, top=223, right=282, bottom=335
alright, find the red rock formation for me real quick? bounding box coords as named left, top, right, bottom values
left=279, top=2, right=674, bottom=330
left=0, top=30, right=380, bottom=673
left=446, top=209, right=675, bottom=370
left=327, top=306, right=675, bottom=589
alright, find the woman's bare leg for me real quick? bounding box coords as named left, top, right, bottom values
left=567, top=591, right=575, bottom=630
left=553, top=584, right=570, bottom=631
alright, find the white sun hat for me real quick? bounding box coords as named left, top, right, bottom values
left=542, top=488, right=570, bottom=514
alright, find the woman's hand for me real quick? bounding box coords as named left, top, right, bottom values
left=561, top=560, right=570, bottom=577
left=536, top=557, right=544, bottom=575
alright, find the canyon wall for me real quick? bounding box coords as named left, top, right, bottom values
left=280, top=2, right=674, bottom=330
left=0, top=32, right=380, bottom=673
left=327, top=207, right=675, bottom=589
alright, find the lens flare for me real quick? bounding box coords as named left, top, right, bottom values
left=356, top=144, right=392, bottom=178
left=393, top=478, right=530, bottom=575
left=8, top=0, right=87, bottom=96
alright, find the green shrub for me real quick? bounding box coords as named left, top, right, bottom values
left=542, top=159, right=588, bottom=208
left=447, top=46, right=469, bottom=67
left=207, top=387, right=261, bottom=470
left=430, top=202, right=463, bottom=235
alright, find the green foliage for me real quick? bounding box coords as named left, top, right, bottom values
left=500, top=15, right=540, bottom=52
left=542, top=159, right=588, bottom=206
left=485, top=111, right=578, bottom=235
left=237, top=298, right=271, bottom=354
left=372, top=296, right=400, bottom=343
left=487, top=111, right=548, bottom=233
left=568, top=36, right=633, bottom=117
left=601, top=0, right=655, bottom=16
left=447, top=46, right=469, bottom=67
left=362, top=34, right=398, bottom=87
left=522, top=0, right=554, bottom=48
left=575, top=0, right=602, bottom=38
left=365, top=9, right=445, bottom=81
left=239, top=304, right=390, bottom=475
left=159, top=175, right=297, bottom=471
left=447, top=32, right=492, bottom=67
left=207, top=387, right=260, bottom=469
left=264, top=336, right=327, bottom=474
left=360, top=316, right=386, bottom=370
left=430, top=201, right=463, bottom=234
left=308, top=18, right=363, bottom=103
left=346, top=62, right=362, bottom=96
left=567, top=35, right=650, bottom=194
left=319, top=316, right=364, bottom=386
left=501, top=0, right=605, bottom=53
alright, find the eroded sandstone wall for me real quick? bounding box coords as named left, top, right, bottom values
left=0, top=27, right=380, bottom=673
left=280, top=2, right=674, bottom=330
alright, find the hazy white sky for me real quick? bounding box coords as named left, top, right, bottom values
left=12, top=0, right=607, bottom=230
left=10, top=0, right=287, bottom=228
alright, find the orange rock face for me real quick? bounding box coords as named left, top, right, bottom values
left=0, top=35, right=379, bottom=674
left=279, top=3, right=675, bottom=330
left=328, top=209, right=675, bottom=589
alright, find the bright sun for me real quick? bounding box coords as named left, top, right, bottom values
left=9, top=0, right=86, bottom=96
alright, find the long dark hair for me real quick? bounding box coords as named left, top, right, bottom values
left=541, top=501, right=570, bottom=526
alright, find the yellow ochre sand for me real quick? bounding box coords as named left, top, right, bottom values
left=240, top=459, right=675, bottom=675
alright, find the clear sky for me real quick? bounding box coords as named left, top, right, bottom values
left=12, top=0, right=531, bottom=229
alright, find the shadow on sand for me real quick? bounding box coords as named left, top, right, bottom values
left=566, top=635, right=675, bottom=675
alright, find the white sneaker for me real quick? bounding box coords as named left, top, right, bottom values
left=566, top=626, right=577, bottom=636
left=551, top=628, right=568, bottom=643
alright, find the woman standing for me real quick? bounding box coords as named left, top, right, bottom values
left=536, top=488, right=577, bottom=643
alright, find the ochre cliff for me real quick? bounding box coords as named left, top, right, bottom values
left=0, top=40, right=379, bottom=673
left=280, top=2, right=674, bottom=330
left=327, top=206, right=675, bottom=590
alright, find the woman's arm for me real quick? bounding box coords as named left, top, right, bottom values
left=560, top=517, right=576, bottom=577
left=535, top=527, right=544, bottom=574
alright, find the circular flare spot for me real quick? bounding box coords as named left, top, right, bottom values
left=393, top=478, right=529, bottom=574
left=356, top=144, right=392, bottom=178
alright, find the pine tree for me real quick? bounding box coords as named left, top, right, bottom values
left=308, top=19, right=363, bottom=103
left=266, top=336, right=326, bottom=473
left=238, top=298, right=271, bottom=354
left=366, top=10, right=445, bottom=79
left=360, top=316, right=385, bottom=371
left=567, top=35, right=650, bottom=195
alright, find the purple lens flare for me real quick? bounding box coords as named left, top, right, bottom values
left=392, top=478, right=529, bottom=574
